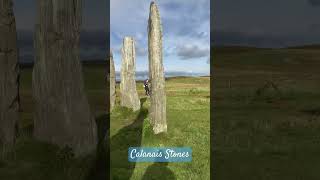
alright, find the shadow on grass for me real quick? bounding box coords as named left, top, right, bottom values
left=86, top=113, right=110, bottom=180
left=300, top=108, right=320, bottom=116
left=300, top=107, right=320, bottom=122
left=110, top=97, right=148, bottom=179
left=1, top=97, right=151, bottom=179
left=142, top=162, right=176, bottom=180
left=142, top=149, right=176, bottom=179
left=0, top=112, right=110, bottom=180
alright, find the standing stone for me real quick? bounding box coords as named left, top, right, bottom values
left=110, top=51, right=116, bottom=111
left=33, top=0, right=97, bottom=155
left=0, top=0, right=19, bottom=146
left=120, top=37, right=140, bottom=111
left=148, top=1, right=167, bottom=134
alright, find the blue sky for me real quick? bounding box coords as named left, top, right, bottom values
left=111, top=0, right=210, bottom=74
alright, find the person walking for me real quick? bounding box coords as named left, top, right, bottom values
left=143, top=79, right=150, bottom=96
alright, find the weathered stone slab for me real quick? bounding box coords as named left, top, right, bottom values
left=120, top=37, right=140, bottom=111
left=148, top=1, right=167, bottom=134
left=110, top=51, right=116, bottom=111
left=0, top=0, right=19, bottom=146
left=32, top=0, right=97, bottom=155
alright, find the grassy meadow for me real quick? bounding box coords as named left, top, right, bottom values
left=110, top=77, right=210, bottom=179
left=0, top=64, right=109, bottom=180
left=0, top=64, right=210, bottom=180
left=212, top=47, right=320, bottom=180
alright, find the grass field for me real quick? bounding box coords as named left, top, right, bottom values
left=212, top=47, right=320, bottom=180
left=4, top=46, right=319, bottom=179
left=0, top=65, right=109, bottom=180
left=0, top=64, right=210, bottom=180
left=110, top=77, right=210, bottom=179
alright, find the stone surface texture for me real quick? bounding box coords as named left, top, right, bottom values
left=32, top=0, right=97, bottom=155
left=0, top=0, right=19, bottom=146
left=120, top=37, right=140, bottom=111
left=148, top=1, right=167, bottom=134
left=110, top=51, right=116, bottom=111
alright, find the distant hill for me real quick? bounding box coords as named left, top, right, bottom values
left=20, top=59, right=106, bottom=69
left=285, top=45, right=320, bottom=50
left=212, top=46, right=272, bottom=54
left=212, top=45, right=320, bottom=53
left=16, top=30, right=107, bottom=64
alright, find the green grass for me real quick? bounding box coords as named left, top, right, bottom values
left=0, top=137, right=97, bottom=180
left=212, top=47, right=320, bottom=180
left=0, top=64, right=210, bottom=179
left=0, top=65, right=108, bottom=179
left=110, top=77, right=210, bottom=180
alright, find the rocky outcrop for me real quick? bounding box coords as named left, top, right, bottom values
left=0, top=0, right=19, bottom=146
left=32, top=0, right=97, bottom=155
left=110, top=51, right=116, bottom=111
left=120, top=37, right=140, bottom=111
left=148, top=1, right=167, bottom=134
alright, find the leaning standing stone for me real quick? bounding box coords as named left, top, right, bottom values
left=148, top=1, right=167, bottom=134
left=0, top=0, right=19, bottom=146
left=32, top=0, right=97, bottom=155
left=120, top=37, right=140, bottom=111
left=110, top=51, right=116, bottom=111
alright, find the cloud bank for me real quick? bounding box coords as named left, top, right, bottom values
left=111, top=0, right=210, bottom=74
left=308, top=0, right=320, bottom=6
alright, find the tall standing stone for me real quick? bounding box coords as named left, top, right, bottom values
left=110, top=51, right=116, bottom=111
left=32, top=0, right=97, bottom=155
left=120, top=37, right=140, bottom=111
left=0, top=0, right=19, bottom=146
left=148, top=1, right=167, bottom=134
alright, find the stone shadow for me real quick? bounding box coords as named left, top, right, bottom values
left=142, top=162, right=176, bottom=180
left=110, top=97, right=148, bottom=179
left=86, top=113, right=110, bottom=180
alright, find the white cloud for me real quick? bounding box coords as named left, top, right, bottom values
left=177, top=44, right=209, bottom=60
left=111, top=0, right=210, bottom=72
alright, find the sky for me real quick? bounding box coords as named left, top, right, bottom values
left=12, top=0, right=108, bottom=62
left=13, top=0, right=108, bottom=31
left=10, top=0, right=320, bottom=70
left=212, top=0, right=320, bottom=47
left=110, top=0, right=210, bottom=74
